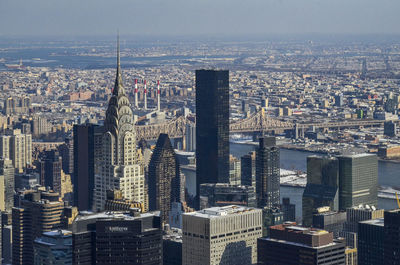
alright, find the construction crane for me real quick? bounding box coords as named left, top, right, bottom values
left=396, top=192, right=400, bottom=209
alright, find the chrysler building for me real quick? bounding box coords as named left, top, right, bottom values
left=94, top=37, right=145, bottom=211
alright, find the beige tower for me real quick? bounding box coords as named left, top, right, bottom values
left=182, top=205, right=262, bottom=265
left=93, top=37, right=145, bottom=211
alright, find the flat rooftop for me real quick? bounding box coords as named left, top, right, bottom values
left=185, top=205, right=258, bottom=218
left=360, top=218, right=384, bottom=227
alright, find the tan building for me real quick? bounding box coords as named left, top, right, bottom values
left=182, top=205, right=262, bottom=265
left=0, top=129, right=32, bottom=173
left=345, top=247, right=357, bottom=265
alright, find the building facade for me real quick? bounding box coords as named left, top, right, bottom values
left=148, top=133, right=182, bottom=223
left=183, top=205, right=262, bottom=265
left=258, top=223, right=346, bottom=265
left=358, top=218, right=384, bottom=265
left=195, top=70, right=230, bottom=209
left=302, top=156, right=339, bottom=227
left=256, top=136, right=280, bottom=208
left=384, top=209, right=400, bottom=265
left=94, top=39, right=145, bottom=211
left=338, top=154, right=378, bottom=210
left=34, top=230, right=73, bottom=265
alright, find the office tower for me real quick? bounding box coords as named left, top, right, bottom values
left=229, top=155, right=241, bottom=185
left=199, top=183, right=256, bottom=209
left=256, top=136, right=280, bottom=208
left=195, top=70, right=229, bottom=209
left=338, top=154, right=378, bottom=210
left=312, top=208, right=346, bottom=238
left=163, top=228, right=182, bottom=265
left=71, top=211, right=162, bottom=264
left=73, top=123, right=101, bottom=211
left=302, top=156, right=339, bottom=227
left=185, top=123, right=196, bottom=152
left=258, top=223, right=346, bottom=265
left=183, top=206, right=262, bottom=265
left=342, top=205, right=384, bottom=248
left=384, top=209, right=400, bottom=265
left=0, top=129, right=32, bottom=173
left=281, top=197, right=296, bottom=222
left=94, top=37, right=145, bottom=211
left=105, top=190, right=144, bottom=212
left=241, top=151, right=256, bottom=187
left=40, top=150, right=62, bottom=193
left=12, top=189, right=70, bottom=265
left=358, top=218, right=384, bottom=265
left=58, top=137, right=74, bottom=175
left=34, top=230, right=73, bottom=264
left=384, top=121, right=396, bottom=137
left=0, top=159, right=14, bottom=212
left=149, top=133, right=181, bottom=223
left=262, top=207, right=284, bottom=237
left=335, top=94, right=344, bottom=107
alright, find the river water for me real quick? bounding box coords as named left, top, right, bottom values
left=182, top=142, right=400, bottom=220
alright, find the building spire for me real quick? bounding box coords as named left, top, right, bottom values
left=113, top=32, right=124, bottom=96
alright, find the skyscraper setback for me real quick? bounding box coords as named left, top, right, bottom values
left=195, top=69, right=229, bottom=209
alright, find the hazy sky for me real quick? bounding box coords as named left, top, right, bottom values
left=1, top=0, right=399, bottom=37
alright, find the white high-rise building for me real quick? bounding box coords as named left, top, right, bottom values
left=182, top=205, right=262, bottom=265
left=0, top=129, right=32, bottom=173
left=93, top=37, right=145, bottom=211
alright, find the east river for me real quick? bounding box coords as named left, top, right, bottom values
left=182, top=143, right=400, bottom=221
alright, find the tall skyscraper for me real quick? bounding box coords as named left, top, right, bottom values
left=182, top=205, right=262, bottom=265
left=93, top=37, right=145, bottom=211
left=0, top=158, right=14, bottom=212
left=302, top=156, right=339, bottom=226
left=73, top=123, right=101, bottom=211
left=338, top=154, right=378, bottom=210
left=384, top=209, right=400, bottom=265
left=256, top=136, right=280, bottom=208
left=148, top=133, right=182, bottom=223
left=195, top=70, right=229, bottom=209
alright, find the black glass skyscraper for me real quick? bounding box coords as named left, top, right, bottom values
left=148, top=133, right=181, bottom=224
left=384, top=209, right=400, bottom=265
left=195, top=70, right=229, bottom=209
left=256, top=136, right=280, bottom=208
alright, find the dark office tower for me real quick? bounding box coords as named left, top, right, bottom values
left=358, top=218, right=384, bottom=265
left=12, top=189, right=68, bottom=265
left=58, top=136, right=74, bottom=175
left=195, top=70, right=229, bottom=209
left=148, top=133, right=181, bottom=223
left=73, top=124, right=100, bottom=211
left=0, top=158, right=14, bottom=212
left=338, top=154, right=378, bottom=210
left=256, top=136, right=280, bottom=208
left=258, top=223, right=346, bottom=265
left=96, top=214, right=162, bottom=264
left=241, top=151, right=256, bottom=187
left=281, top=197, right=296, bottom=222
left=384, top=209, right=400, bottom=265
left=302, top=156, right=339, bottom=226
left=42, top=150, right=62, bottom=194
